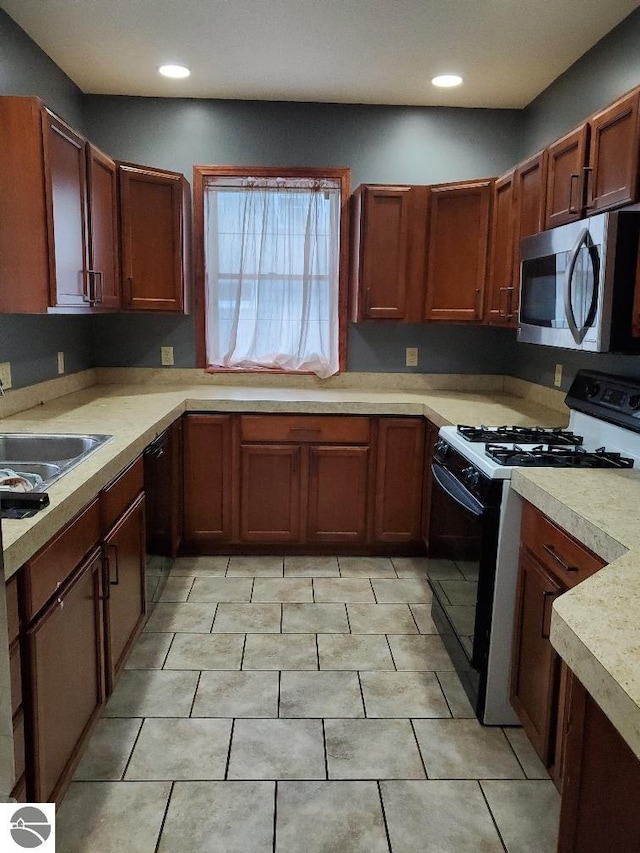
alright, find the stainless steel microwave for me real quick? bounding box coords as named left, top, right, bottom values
left=517, top=211, right=640, bottom=352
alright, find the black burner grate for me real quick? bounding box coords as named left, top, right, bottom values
left=457, top=425, right=583, bottom=446
left=485, top=444, right=634, bottom=469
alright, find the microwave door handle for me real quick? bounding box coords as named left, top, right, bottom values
left=582, top=239, right=600, bottom=331
left=564, top=227, right=589, bottom=344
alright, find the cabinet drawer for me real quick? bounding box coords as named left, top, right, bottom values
left=101, top=455, right=144, bottom=532
left=10, top=643, right=22, bottom=717
left=240, top=415, right=370, bottom=444
left=521, top=502, right=605, bottom=588
left=6, top=574, right=20, bottom=644
left=24, top=499, right=100, bottom=620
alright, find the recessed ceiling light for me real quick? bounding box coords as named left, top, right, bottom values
left=432, top=74, right=463, bottom=88
left=159, top=64, right=191, bottom=79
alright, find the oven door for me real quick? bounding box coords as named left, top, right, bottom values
left=428, top=460, right=501, bottom=718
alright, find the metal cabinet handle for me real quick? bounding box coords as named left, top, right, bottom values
left=583, top=166, right=594, bottom=210
left=568, top=173, right=580, bottom=214
left=543, top=543, right=578, bottom=573
left=106, top=544, right=120, bottom=585
left=125, top=276, right=134, bottom=305
left=474, top=287, right=482, bottom=319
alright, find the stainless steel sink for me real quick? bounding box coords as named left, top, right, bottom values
left=0, top=433, right=112, bottom=491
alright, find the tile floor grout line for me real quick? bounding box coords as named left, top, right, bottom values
left=277, top=669, right=282, bottom=718
left=311, top=575, right=316, bottom=603
left=250, top=576, right=256, bottom=602
left=376, top=779, right=394, bottom=853
left=279, top=602, right=283, bottom=634
left=384, top=633, right=399, bottom=671
left=153, top=780, right=175, bottom=853
left=370, top=577, right=378, bottom=604
left=209, top=602, right=219, bottom=633
left=356, top=670, right=368, bottom=718
left=239, top=633, right=248, bottom=670
left=160, top=632, right=177, bottom=670
left=344, top=602, right=352, bottom=634
left=478, top=779, right=510, bottom=853
left=187, top=671, right=203, bottom=717
left=433, top=671, right=455, bottom=719
left=321, top=717, right=329, bottom=780
left=502, top=727, right=531, bottom=779
left=272, top=779, right=278, bottom=853
left=407, top=604, right=421, bottom=634
left=409, top=718, right=430, bottom=779
left=223, top=718, right=236, bottom=781
left=120, top=717, right=146, bottom=780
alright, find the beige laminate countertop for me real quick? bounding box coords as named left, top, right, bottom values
left=0, top=378, right=566, bottom=579
left=512, top=468, right=640, bottom=759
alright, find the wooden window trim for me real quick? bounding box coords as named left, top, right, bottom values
left=193, top=164, right=351, bottom=373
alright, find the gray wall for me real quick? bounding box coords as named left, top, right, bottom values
left=521, top=7, right=640, bottom=157
left=0, top=9, right=93, bottom=390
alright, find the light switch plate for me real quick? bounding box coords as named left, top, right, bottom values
left=161, top=346, right=175, bottom=366
left=57, top=351, right=65, bottom=374
left=554, top=363, right=563, bottom=387
left=406, top=347, right=419, bottom=367
left=0, top=361, right=12, bottom=390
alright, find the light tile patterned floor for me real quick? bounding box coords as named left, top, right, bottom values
left=57, top=555, right=560, bottom=853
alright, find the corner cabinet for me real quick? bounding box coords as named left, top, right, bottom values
left=424, top=180, right=492, bottom=322
left=0, top=97, right=119, bottom=313
left=118, top=163, right=190, bottom=312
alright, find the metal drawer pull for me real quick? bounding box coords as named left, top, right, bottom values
left=289, top=428, right=322, bottom=434
left=568, top=173, right=580, bottom=213
left=543, top=543, right=578, bottom=572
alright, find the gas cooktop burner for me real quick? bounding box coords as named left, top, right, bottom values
left=457, top=425, right=583, bottom=445
left=485, top=444, right=635, bottom=469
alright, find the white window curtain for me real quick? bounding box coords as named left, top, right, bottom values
left=204, top=176, right=341, bottom=378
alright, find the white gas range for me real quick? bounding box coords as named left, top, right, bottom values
left=428, top=370, right=640, bottom=725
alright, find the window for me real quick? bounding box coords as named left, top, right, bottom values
left=194, top=166, right=350, bottom=378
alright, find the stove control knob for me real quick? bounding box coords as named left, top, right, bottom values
left=462, top=466, right=480, bottom=488
left=585, top=381, right=600, bottom=399
left=629, top=394, right=640, bottom=411
left=435, top=439, right=450, bottom=458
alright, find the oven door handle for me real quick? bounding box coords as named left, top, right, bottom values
left=431, top=461, right=485, bottom=519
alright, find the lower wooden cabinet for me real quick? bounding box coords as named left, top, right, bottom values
left=26, top=548, right=105, bottom=802
left=558, top=672, right=640, bottom=853
left=103, top=492, right=146, bottom=691
left=307, top=445, right=369, bottom=542
left=144, top=419, right=183, bottom=557
left=373, top=418, right=425, bottom=543
left=182, top=413, right=427, bottom=552
left=511, top=501, right=605, bottom=787
left=240, top=444, right=302, bottom=543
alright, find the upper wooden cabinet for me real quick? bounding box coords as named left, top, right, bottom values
left=486, top=152, right=547, bottom=327
left=350, top=184, right=427, bottom=322
left=118, top=163, right=190, bottom=312
left=545, top=87, right=640, bottom=228
left=485, top=170, right=516, bottom=325
left=544, top=124, right=589, bottom=229
left=424, top=180, right=492, bottom=322
left=586, top=89, right=640, bottom=215
left=0, top=97, right=119, bottom=313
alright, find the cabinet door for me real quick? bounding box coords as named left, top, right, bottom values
left=544, top=124, right=589, bottom=229
left=27, top=549, right=104, bottom=802
left=424, top=181, right=491, bottom=322
left=485, top=171, right=515, bottom=325
left=45, top=111, right=89, bottom=307
left=87, top=144, right=120, bottom=308
left=512, top=150, right=547, bottom=324
left=119, top=164, right=186, bottom=311
left=510, top=548, right=562, bottom=764
left=240, top=444, right=301, bottom=543
left=183, top=414, right=233, bottom=548
left=586, top=90, right=640, bottom=215
left=307, top=445, right=368, bottom=542
left=352, top=185, right=412, bottom=319
left=103, top=493, right=146, bottom=691
left=373, top=418, right=425, bottom=543
left=558, top=673, right=640, bottom=853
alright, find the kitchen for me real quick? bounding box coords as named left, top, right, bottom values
left=1, top=2, right=640, bottom=851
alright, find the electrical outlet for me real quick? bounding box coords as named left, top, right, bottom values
left=161, top=346, right=175, bottom=366
left=0, top=361, right=12, bottom=390
left=57, top=351, right=65, bottom=374
left=554, top=363, right=563, bottom=388
left=405, top=347, right=419, bottom=368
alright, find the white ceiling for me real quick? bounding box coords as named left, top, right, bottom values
left=1, top=0, right=637, bottom=108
